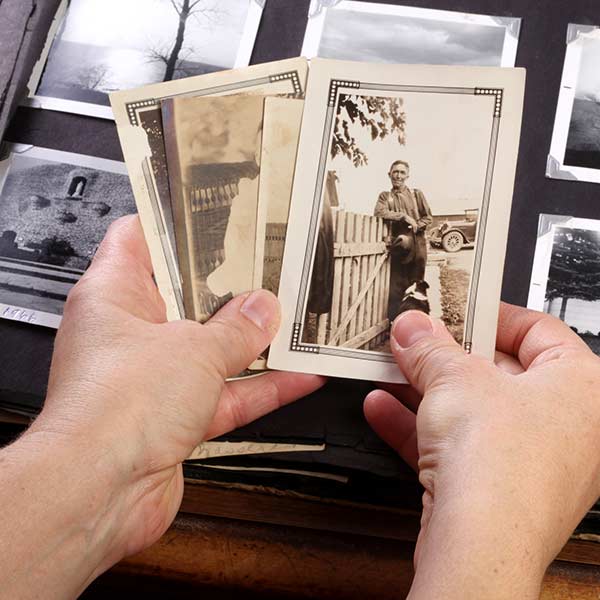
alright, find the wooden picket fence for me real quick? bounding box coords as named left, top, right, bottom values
left=315, top=209, right=391, bottom=350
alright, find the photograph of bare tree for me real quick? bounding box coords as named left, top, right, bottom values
left=31, top=0, right=264, bottom=118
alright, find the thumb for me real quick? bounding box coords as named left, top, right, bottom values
left=390, top=311, right=472, bottom=395
left=201, top=289, right=280, bottom=378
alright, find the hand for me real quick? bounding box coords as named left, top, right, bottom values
left=364, top=305, right=600, bottom=599
left=401, top=215, right=418, bottom=230
left=11, top=215, right=324, bottom=597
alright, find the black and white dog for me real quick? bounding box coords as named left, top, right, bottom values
left=398, top=280, right=430, bottom=315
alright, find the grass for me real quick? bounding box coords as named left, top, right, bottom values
left=439, top=263, right=469, bottom=345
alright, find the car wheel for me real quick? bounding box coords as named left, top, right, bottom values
left=441, top=231, right=464, bottom=253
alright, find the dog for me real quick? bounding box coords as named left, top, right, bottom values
left=397, top=280, right=430, bottom=315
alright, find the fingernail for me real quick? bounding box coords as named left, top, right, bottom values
left=392, top=311, right=434, bottom=349
left=240, top=290, right=278, bottom=332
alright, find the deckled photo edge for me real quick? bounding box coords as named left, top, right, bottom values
left=547, top=24, right=600, bottom=183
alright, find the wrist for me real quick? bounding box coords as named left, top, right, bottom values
left=409, top=490, right=546, bottom=600
left=409, top=448, right=549, bottom=600
left=0, top=426, right=128, bottom=598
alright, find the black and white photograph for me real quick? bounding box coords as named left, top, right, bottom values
left=269, top=59, right=525, bottom=383
left=547, top=25, right=600, bottom=183
left=26, top=0, right=265, bottom=119
left=0, top=145, right=135, bottom=327
left=528, top=215, right=600, bottom=355
left=301, top=1, right=521, bottom=68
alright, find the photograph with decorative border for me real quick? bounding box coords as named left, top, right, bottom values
left=268, top=59, right=525, bottom=383
left=110, top=58, right=308, bottom=321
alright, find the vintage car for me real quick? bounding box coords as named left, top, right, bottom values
left=429, top=209, right=478, bottom=252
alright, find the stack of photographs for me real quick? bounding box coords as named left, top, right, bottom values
left=110, top=58, right=309, bottom=324
left=111, top=57, right=526, bottom=383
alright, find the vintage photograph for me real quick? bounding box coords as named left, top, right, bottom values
left=269, top=59, right=525, bottom=383
left=528, top=215, right=600, bottom=355
left=27, top=0, right=264, bottom=119
left=110, top=58, right=308, bottom=321
left=548, top=25, right=600, bottom=183
left=163, top=94, right=266, bottom=323
left=299, top=92, right=490, bottom=354
left=301, top=1, right=521, bottom=68
left=0, top=145, right=135, bottom=327
left=258, top=97, right=304, bottom=297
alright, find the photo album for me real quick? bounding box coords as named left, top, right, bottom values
left=111, top=56, right=525, bottom=383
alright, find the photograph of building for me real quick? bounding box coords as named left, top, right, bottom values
left=0, top=149, right=135, bottom=321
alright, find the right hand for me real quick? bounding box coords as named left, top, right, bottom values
left=365, top=304, right=600, bottom=599
left=27, top=216, right=325, bottom=594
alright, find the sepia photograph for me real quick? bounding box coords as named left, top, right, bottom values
left=0, top=144, right=135, bottom=327
left=548, top=25, right=600, bottom=183
left=528, top=215, right=600, bottom=355
left=269, top=59, right=525, bottom=383
left=258, top=97, right=304, bottom=297
left=163, top=94, right=266, bottom=323
left=299, top=92, right=489, bottom=354
left=301, top=1, right=521, bottom=68
left=110, top=57, right=308, bottom=322
left=27, top=0, right=265, bottom=119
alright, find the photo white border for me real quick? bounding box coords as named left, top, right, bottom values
left=547, top=24, right=600, bottom=184
left=24, top=0, right=265, bottom=121
left=301, top=0, right=521, bottom=68
left=0, top=143, right=129, bottom=329
left=527, top=214, right=600, bottom=312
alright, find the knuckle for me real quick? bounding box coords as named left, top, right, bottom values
left=178, top=320, right=231, bottom=380
left=63, top=275, right=99, bottom=317
left=224, top=386, right=249, bottom=431
left=209, top=316, right=257, bottom=363
left=409, top=340, right=468, bottom=388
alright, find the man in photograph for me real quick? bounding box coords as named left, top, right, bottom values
left=374, top=159, right=432, bottom=321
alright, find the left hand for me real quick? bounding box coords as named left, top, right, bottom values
left=29, top=215, right=325, bottom=576
left=364, top=306, right=600, bottom=599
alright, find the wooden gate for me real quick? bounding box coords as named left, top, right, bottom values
left=315, top=209, right=391, bottom=350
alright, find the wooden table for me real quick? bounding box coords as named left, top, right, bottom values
left=81, top=478, right=600, bottom=599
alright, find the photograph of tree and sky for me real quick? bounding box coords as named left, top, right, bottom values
left=36, top=0, right=258, bottom=107
left=564, top=36, right=600, bottom=170
left=545, top=226, right=600, bottom=354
